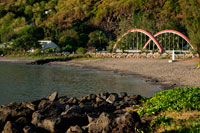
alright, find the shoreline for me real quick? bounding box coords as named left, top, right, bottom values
left=1, top=57, right=200, bottom=90
left=48, top=58, right=200, bottom=89
left=49, top=61, right=172, bottom=90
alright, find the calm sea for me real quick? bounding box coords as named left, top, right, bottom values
left=0, top=62, right=161, bottom=105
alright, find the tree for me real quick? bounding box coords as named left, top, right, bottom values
left=180, top=0, right=200, bottom=57
left=87, top=30, right=108, bottom=50
left=0, top=13, right=26, bottom=43
left=11, top=26, right=43, bottom=52
left=12, top=34, right=40, bottom=52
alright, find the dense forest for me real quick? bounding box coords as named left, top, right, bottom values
left=0, top=0, right=200, bottom=54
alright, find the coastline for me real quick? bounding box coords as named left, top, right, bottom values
left=0, top=57, right=200, bottom=89
left=48, top=58, right=200, bottom=89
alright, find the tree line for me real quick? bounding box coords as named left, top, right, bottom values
left=0, top=0, right=199, bottom=55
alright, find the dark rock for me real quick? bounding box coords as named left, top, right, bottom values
left=58, top=96, right=69, bottom=104
left=112, top=111, right=141, bottom=133
left=48, top=91, right=58, bottom=102
left=79, top=96, right=88, bottom=103
left=23, top=125, right=36, bottom=133
left=88, top=112, right=112, bottom=133
left=96, top=97, right=104, bottom=103
left=31, top=102, right=65, bottom=132
left=66, top=125, right=83, bottom=133
left=67, top=97, right=79, bottom=105
left=119, top=92, right=127, bottom=99
left=32, top=111, right=62, bottom=132
left=106, top=94, right=118, bottom=104
left=81, top=105, right=94, bottom=114
left=87, top=113, right=98, bottom=123
left=99, top=92, right=109, bottom=100
left=65, top=105, right=82, bottom=114
left=21, top=102, right=36, bottom=111
left=15, top=117, right=28, bottom=130
left=97, top=102, right=116, bottom=113
left=2, top=121, right=18, bottom=133
left=38, top=99, right=51, bottom=110
left=60, top=114, right=89, bottom=132
left=0, top=102, right=33, bottom=131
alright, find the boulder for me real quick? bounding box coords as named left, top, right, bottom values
left=118, top=92, right=127, bottom=99
left=106, top=94, right=118, bottom=104
left=99, top=92, right=109, bottom=100
left=14, top=117, right=29, bottom=130
left=66, top=125, right=83, bottom=133
left=87, top=113, right=98, bottom=123
left=67, top=97, right=79, bottom=105
left=96, top=97, right=104, bottom=103
left=48, top=92, right=58, bottom=102
left=38, top=100, right=51, bottom=110
left=88, top=112, right=112, bottom=133
left=112, top=111, right=141, bottom=132
left=31, top=102, right=65, bottom=132
left=58, top=96, right=69, bottom=104
left=2, top=121, right=18, bottom=133
left=65, top=105, right=82, bottom=114
left=21, top=102, right=36, bottom=111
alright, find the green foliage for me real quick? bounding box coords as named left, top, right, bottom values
left=107, top=41, right=115, bottom=53
left=0, top=0, right=199, bottom=54
left=137, top=87, right=200, bottom=117
left=180, top=0, right=200, bottom=57
left=196, top=61, right=200, bottom=68
left=44, top=47, right=57, bottom=54
left=32, top=49, right=42, bottom=55
left=12, top=34, right=40, bottom=52
left=58, top=30, right=78, bottom=48
left=0, top=48, right=12, bottom=55
left=151, top=115, right=173, bottom=130
left=17, top=26, right=44, bottom=40
left=88, top=30, right=108, bottom=50
left=76, top=47, right=87, bottom=54
left=62, top=45, right=73, bottom=53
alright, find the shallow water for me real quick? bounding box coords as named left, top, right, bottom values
left=0, top=62, right=161, bottom=105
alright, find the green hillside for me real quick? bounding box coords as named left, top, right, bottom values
left=0, top=0, right=200, bottom=54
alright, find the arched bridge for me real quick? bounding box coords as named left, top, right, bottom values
left=113, top=29, right=194, bottom=53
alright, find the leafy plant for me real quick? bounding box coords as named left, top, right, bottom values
left=137, top=87, right=200, bottom=117
left=76, top=47, right=87, bottom=54
left=44, top=47, right=56, bottom=54
left=196, top=61, right=200, bottom=68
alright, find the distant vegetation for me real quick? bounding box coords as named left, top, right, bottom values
left=0, top=0, right=200, bottom=55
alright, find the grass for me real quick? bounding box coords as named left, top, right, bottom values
left=6, top=54, right=106, bottom=60
left=196, top=61, right=200, bottom=68
left=132, top=87, right=200, bottom=132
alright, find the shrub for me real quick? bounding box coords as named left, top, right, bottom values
left=137, top=87, right=200, bottom=117
left=62, top=44, right=73, bottom=53
left=107, top=41, right=115, bottom=53
left=196, top=61, right=200, bottom=68
left=32, top=49, right=42, bottom=55
left=76, top=47, right=87, bottom=54
left=44, top=47, right=57, bottom=54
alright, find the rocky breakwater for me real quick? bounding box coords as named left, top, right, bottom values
left=0, top=92, right=146, bottom=133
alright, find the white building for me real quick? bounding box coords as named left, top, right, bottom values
left=39, top=40, right=61, bottom=52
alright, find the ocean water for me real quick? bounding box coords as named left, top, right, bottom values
left=0, top=62, right=161, bottom=105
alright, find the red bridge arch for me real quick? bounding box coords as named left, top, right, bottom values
left=113, top=29, right=164, bottom=53
left=143, top=30, right=194, bottom=50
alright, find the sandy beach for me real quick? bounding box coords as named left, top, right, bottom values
left=49, top=58, right=200, bottom=89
